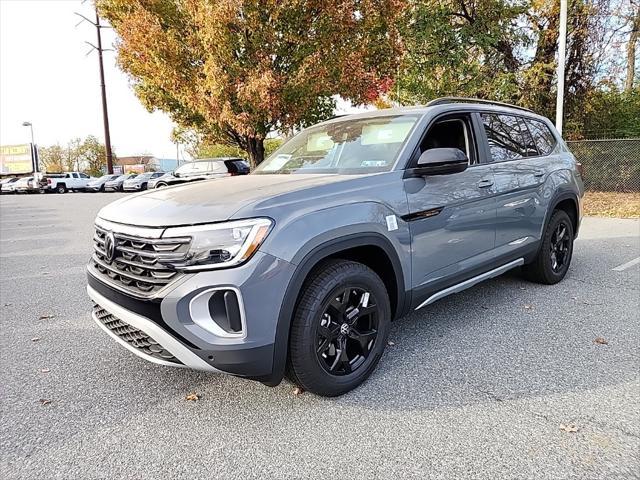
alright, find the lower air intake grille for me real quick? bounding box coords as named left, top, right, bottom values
left=93, top=304, right=182, bottom=365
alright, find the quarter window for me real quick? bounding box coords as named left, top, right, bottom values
left=481, top=113, right=531, bottom=162
left=524, top=118, right=557, bottom=156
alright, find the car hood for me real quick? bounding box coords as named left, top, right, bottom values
left=98, top=174, right=358, bottom=227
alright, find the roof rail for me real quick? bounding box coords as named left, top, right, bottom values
left=426, top=97, right=533, bottom=113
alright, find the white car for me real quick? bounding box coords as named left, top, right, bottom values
left=0, top=177, right=19, bottom=194
left=14, top=177, right=35, bottom=193
left=39, top=172, right=94, bottom=193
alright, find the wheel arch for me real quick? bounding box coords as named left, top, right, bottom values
left=547, top=191, right=580, bottom=237
left=262, top=233, right=409, bottom=386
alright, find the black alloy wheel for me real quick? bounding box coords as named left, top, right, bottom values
left=522, top=209, right=574, bottom=284
left=315, top=287, right=380, bottom=375
left=549, top=222, right=571, bottom=273
left=288, top=260, right=391, bottom=396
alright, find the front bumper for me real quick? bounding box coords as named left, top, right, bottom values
left=123, top=184, right=142, bottom=191
left=87, top=251, right=296, bottom=380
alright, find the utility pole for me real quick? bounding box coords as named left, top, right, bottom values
left=95, top=10, right=114, bottom=174
left=555, top=0, right=568, bottom=135
left=76, top=8, right=114, bottom=174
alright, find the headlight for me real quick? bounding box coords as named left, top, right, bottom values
left=162, top=218, right=272, bottom=271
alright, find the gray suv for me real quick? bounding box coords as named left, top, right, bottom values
left=87, top=98, right=583, bottom=396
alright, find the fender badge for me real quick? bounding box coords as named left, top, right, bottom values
left=385, top=215, right=398, bottom=231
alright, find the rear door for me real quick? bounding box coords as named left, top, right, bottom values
left=404, top=112, right=497, bottom=299
left=478, top=113, right=546, bottom=252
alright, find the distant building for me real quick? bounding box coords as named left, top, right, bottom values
left=114, top=156, right=180, bottom=173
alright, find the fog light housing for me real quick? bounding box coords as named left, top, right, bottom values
left=188, top=287, right=245, bottom=338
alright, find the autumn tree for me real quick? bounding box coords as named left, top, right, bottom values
left=38, top=136, right=113, bottom=176
left=98, top=0, right=404, bottom=168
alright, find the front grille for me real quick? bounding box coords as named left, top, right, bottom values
left=90, top=224, right=190, bottom=297
left=93, top=304, right=182, bottom=364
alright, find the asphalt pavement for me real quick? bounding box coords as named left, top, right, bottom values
left=1, top=192, right=639, bottom=479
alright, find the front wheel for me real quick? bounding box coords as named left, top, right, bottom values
left=155, top=182, right=167, bottom=189
left=522, top=210, right=574, bottom=284
left=287, top=260, right=391, bottom=397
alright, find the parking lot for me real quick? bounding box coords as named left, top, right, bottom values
left=1, top=192, right=638, bottom=479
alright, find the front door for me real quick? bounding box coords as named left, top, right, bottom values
left=404, top=113, right=497, bottom=301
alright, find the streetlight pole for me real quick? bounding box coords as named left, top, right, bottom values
left=22, top=121, right=38, bottom=174
left=555, top=0, right=568, bottom=135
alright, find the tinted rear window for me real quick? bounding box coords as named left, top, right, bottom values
left=481, top=113, right=532, bottom=162
left=524, top=118, right=557, bottom=156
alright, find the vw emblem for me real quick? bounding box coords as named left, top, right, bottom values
left=104, top=231, right=117, bottom=263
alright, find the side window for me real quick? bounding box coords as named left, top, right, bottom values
left=80, top=173, right=89, bottom=178
left=208, top=161, right=228, bottom=173
left=72, top=173, right=79, bottom=178
left=524, top=118, right=557, bottom=156
left=419, top=115, right=476, bottom=164
left=481, top=113, right=530, bottom=161
left=517, top=118, right=539, bottom=156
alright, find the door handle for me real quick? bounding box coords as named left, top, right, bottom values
left=477, top=178, right=494, bottom=188
left=533, top=169, right=545, bottom=177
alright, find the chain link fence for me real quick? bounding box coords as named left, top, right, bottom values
left=567, top=138, right=640, bottom=192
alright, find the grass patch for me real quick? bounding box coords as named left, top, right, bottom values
left=583, top=191, right=640, bottom=218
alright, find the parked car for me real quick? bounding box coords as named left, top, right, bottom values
left=39, top=172, right=93, bottom=193
left=14, top=176, right=35, bottom=193
left=123, top=172, right=165, bottom=192
left=0, top=177, right=19, bottom=194
left=104, top=174, right=137, bottom=192
left=87, top=98, right=583, bottom=397
left=86, top=174, right=121, bottom=192
left=147, top=171, right=173, bottom=189
left=152, top=158, right=249, bottom=188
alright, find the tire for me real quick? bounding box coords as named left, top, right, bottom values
left=100, top=185, right=105, bottom=192
left=287, top=260, right=391, bottom=396
left=155, top=182, right=167, bottom=189
left=141, top=183, right=148, bottom=190
left=56, top=184, right=67, bottom=194
left=522, top=210, right=574, bottom=284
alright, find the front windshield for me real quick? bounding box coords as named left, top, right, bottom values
left=254, top=114, right=420, bottom=175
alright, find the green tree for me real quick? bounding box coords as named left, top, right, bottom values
left=395, top=0, right=618, bottom=132
left=98, top=0, right=405, bottom=168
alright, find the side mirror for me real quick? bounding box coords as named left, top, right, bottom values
left=409, top=148, right=469, bottom=177
left=173, top=171, right=180, bottom=177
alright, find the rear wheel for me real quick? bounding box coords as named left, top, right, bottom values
left=522, top=210, right=574, bottom=284
left=287, top=260, right=391, bottom=397
left=56, top=184, right=67, bottom=194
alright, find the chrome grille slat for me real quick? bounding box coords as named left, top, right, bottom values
left=92, top=304, right=182, bottom=364
left=90, top=223, right=190, bottom=297
left=93, top=254, right=175, bottom=285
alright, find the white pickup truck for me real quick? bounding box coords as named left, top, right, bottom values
left=38, top=172, right=94, bottom=193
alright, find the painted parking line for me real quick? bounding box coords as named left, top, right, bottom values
left=612, top=256, right=640, bottom=272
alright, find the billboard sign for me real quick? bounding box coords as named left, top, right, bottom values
left=0, top=144, right=34, bottom=175
left=124, top=164, right=145, bottom=174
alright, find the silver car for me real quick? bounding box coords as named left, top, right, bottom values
left=86, top=174, right=121, bottom=192
left=147, top=171, right=173, bottom=189
left=87, top=98, right=584, bottom=396
left=123, top=172, right=165, bottom=192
